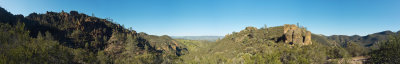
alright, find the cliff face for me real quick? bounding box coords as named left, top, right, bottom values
left=283, top=24, right=312, bottom=45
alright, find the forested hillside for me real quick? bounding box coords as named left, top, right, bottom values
left=0, top=7, right=187, bottom=64
left=327, top=31, right=397, bottom=47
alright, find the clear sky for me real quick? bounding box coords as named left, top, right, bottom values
left=1, top=0, right=399, bottom=36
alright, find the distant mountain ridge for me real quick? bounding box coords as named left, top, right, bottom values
left=312, top=30, right=399, bottom=47
left=170, top=36, right=224, bottom=41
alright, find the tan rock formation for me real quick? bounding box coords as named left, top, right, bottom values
left=283, top=24, right=312, bottom=45
left=304, top=31, right=312, bottom=45
left=285, top=29, right=294, bottom=43
left=293, top=28, right=304, bottom=44
left=244, top=26, right=257, bottom=32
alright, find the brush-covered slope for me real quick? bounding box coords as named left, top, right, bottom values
left=179, top=24, right=336, bottom=64
left=0, top=7, right=186, bottom=64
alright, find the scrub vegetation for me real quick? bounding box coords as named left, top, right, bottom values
left=0, top=7, right=399, bottom=64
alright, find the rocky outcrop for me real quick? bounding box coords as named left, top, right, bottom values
left=243, top=26, right=257, bottom=32
left=21, top=9, right=187, bottom=58
left=304, top=31, right=312, bottom=45
left=224, top=25, right=312, bottom=45
left=283, top=24, right=312, bottom=45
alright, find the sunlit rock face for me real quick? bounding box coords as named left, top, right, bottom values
left=283, top=24, right=312, bottom=45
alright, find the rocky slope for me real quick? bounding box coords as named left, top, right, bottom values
left=177, top=24, right=330, bottom=64
left=0, top=7, right=186, bottom=63
left=223, top=24, right=312, bottom=46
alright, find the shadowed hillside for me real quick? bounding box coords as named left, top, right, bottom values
left=0, top=7, right=187, bottom=64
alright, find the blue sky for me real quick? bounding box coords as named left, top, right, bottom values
left=1, top=0, right=399, bottom=36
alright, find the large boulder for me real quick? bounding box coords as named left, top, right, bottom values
left=293, top=28, right=304, bottom=44
left=283, top=24, right=312, bottom=45
left=304, top=31, right=312, bottom=45
left=285, top=30, right=294, bottom=44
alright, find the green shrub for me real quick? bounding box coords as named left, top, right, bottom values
left=369, top=34, right=400, bottom=63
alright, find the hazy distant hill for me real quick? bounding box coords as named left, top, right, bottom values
left=170, top=36, right=224, bottom=41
